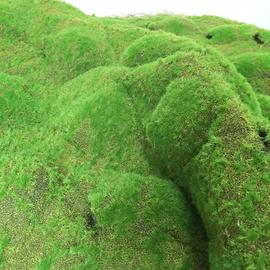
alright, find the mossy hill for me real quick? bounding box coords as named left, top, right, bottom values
left=0, top=1, right=270, bottom=269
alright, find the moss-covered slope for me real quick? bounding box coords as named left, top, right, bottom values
left=0, top=1, right=269, bottom=269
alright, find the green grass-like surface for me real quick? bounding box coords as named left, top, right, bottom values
left=0, top=1, right=269, bottom=269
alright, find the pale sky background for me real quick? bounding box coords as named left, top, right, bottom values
left=63, top=0, right=270, bottom=30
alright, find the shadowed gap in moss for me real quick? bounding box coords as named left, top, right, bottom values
left=170, top=179, right=209, bottom=269
left=206, top=33, right=213, bottom=39
left=85, top=208, right=97, bottom=230
left=259, top=129, right=270, bottom=150
left=253, top=33, right=264, bottom=44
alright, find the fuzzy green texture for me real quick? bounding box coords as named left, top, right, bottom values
left=0, top=1, right=269, bottom=269
left=232, top=52, right=270, bottom=95
left=121, top=32, right=201, bottom=67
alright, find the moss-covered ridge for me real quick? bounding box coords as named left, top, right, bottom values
left=0, top=0, right=269, bottom=269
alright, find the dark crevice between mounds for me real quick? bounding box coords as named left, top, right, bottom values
left=85, top=209, right=97, bottom=230
left=85, top=208, right=101, bottom=240
left=253, top=33, right=264, bottom=45
left=259, top=129, right=267, bottom=138
left=141, top=135, right=169, bottom=177
left=169, top=178, right=209, bottom=270
left=206, top=33, right=213, bottom=40
left=123, top=73, right=209, bottom=266
left=258, top=129, right=270, bottom=151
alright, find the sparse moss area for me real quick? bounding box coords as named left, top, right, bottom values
left=0, top=1, right=269, bottom=269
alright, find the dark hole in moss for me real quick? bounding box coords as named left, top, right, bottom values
left=259, top=130, right=267, bottom=138
left=85, top=210, right=96, bottom=230
left=253, top=33, right=264, bottom=44
left=264, top=141, right=270, bottom=150
left=206, top=33, right=213, bottom=40
left=259, top=130, right=270, bottom=150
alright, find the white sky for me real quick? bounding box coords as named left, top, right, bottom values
left=63, top=0, right=270, bottom=30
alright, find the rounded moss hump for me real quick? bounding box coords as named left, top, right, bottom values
left=205, top=24, right=259, bottom=44
left=126, top=15, right=201, bottom=38
left=146, top=74, right=234, bottom=176
left=121, top=32, right=201, bottom=67
left=145, top=59, right=270, bottom=268
left=43, top=23, right=114, bottom=81
left=88, top=170, right=209, bottom=269
left=232, top=52, right=270, bottom=95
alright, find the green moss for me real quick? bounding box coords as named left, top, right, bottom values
left=146, top=75, right=233, bottom=177
left=190, top=15, right=239, bottom=32
left=206, top=24, right=259, bottom=44
left=0, top=72, right=36, bottom=125
left=184, top=99, right=270, bottom=268
left=124, top=14, right=201, bottom=38
left=258, top=94, right=270, bottom=120
left=43, top=22, right=114, bottom=81
left=121, top=32, right=201, bottom=67
left=103, top=23, right=149, bottom=61
left=0, top=229, right=9, bottom=267
left=0, top=0, right=270, bottom=269
left=232, top=52, right=270, bottom=94
left=89, top=170, right=208, bottom=269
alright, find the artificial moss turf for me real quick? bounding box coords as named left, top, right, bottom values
left=0, top=0, right=269, bottom=269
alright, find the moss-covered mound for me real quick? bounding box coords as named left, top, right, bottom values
left=0, top=1, right=269, bottom=269
left=232, top=52, right=270, bottom=95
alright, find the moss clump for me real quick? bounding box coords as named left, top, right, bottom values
left=232, top=52, right=270, bottom=95
left=205, top=24, right=252, bottom=43
left=121, top=32, right=201, bottom=67
left=124, top=15, right=201, bottom=37
left=0, top=1, right=270, bottom=269
left=42, top=22, right=114, bottom=80
left=0, top=72, right=36, bottom=124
